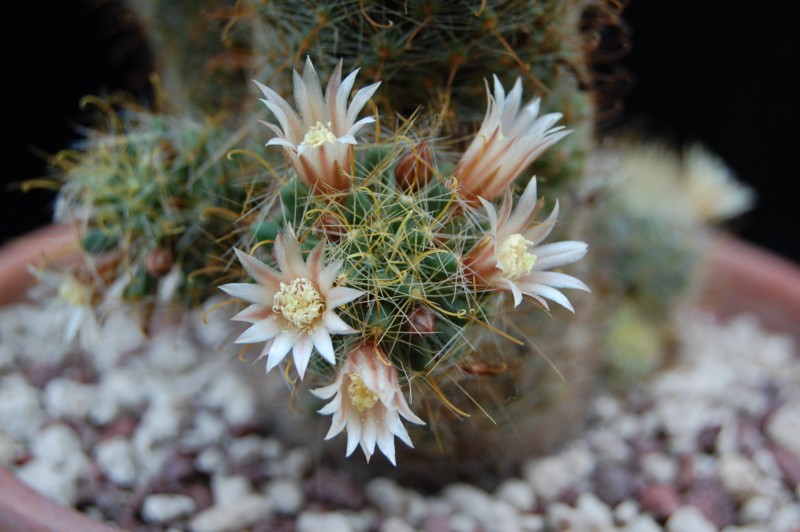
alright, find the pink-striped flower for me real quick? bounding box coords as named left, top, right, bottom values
left=464, top=177, right=589, bottom=310
left=454, top=76, right=569, bottom=202
left=312, top=343, right=425, bottom=466
left=255, top=57, right=380, bottom=192
left=220, top=226, right=364, bottom=379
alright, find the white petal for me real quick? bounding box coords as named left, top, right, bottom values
left=292, top=335, right=314, bottom=379
left=527, top=271, right=590, bottom=291
left=345, top=82, right=381, bottom=127
left=234, top=248, right=283, bottom=289
left=324, top=409, right=347, bottom=439
left=219, top=283, right=268, bottom=304
left=311, top=326, right=336, bottom=365
left=533, top=241, right=588, bottom=270
left=311, top=380, right=341, bottom=400
left=345, top=409, right=362, bottom=457
left=234, top=316, right=282, bottom=344
left=322, top=310, right=357, bottom=334
left=376, top=427, right=397, bottom=466
left=232, top=304, right=271, bottom=323
left=522, top=284, right=575, bottom=312
left=362, top=415, right=378, bottom=455
left=265, top=332, right=296, bottom=373
left=327, top=286, right=364, bottom=308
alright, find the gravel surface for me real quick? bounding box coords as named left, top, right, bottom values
left=1, top=300, right=799, bottom=531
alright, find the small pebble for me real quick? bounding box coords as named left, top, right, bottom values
left=665, top=505, right=716, bottom=532
left=379, top=516, right=414, bottom=532
left=621, top=514, right=661, bottom=532
left=211, top=474, right=253, bottom=506
left=266, top=478, right=304, bottom=515
left=0, top=433, right=18, bottom=467
left=366, top=478, right=407, bottom=516
left=766, top=400, right=800, bottom=457
left=296, top=511, right=354, bottom=532
left=495, top=478, right=536, bottom=512
left=190, top=494, right=272, bottom=532
left=142, top=494, right=197, bottom=524
left=95, top=437, right=137, bottom=487
left=638, top=484, right=681, bottom=520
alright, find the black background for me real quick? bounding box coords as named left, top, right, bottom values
left=3, top=1, right=798, bottom=262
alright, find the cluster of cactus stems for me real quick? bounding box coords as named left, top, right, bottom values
left=32, top=0, right=752, bottom=468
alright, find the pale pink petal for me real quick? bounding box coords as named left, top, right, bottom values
left=219, top=282, right=268, bottom=304
left=311, top=326, right=336, bottom=365
left=532, top=241, right=588, bottom=270
left=292, top=335, right=314, bottom=379
left=376, top=426, right=397, bottom=466
left=345, top=408, right=363, bottom=457
left=232, top=304, right=271, bottom=323
left=520, top=284, right=574, bottom=312
left=265, top=332, right=297, bottom=373
left=233, top=248, right=283, bottom=290
left=327, top=286, right=364, bottom=308
left=526, top=271, right=590, bottom=292
left=362, top=416, right=378, bottom=455
left=322, top=310, right=357, bottom=334
left=234, top=315, right=282, bottom=344
left=345, top=82, right=381, bottom=127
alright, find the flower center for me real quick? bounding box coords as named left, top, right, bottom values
left=302, top=121, right=337, bottom=147
left=348, top=374, right=380, bottom=412
left=58, top=277, right=91, bottom=306
left=273, top=278, right=325, bottom=330
left=497, top=234, right=537, bottom=280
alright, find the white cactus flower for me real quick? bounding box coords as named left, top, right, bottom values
left=312, top=343, right=425, bottom=466
left=220, top=226, right=364, bottom=379
left=255, top=57, right=381, bottom=192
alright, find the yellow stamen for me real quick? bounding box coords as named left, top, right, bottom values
left=497, top=234, right=536, bottom=280
left=58, top=277, right=91, bottom=306
left=302, top=121, right=337, bottom=147
left=348, top=374, right=380, bottom=412
left=273, top=278, right=325, bottom=330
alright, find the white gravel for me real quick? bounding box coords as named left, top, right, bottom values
left=1, top=300, right=798, bottom=530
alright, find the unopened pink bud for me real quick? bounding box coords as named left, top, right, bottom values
left=394, top=142, right=433, bottom=192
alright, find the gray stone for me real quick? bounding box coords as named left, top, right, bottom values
left=31, top=423, right=87, bottom=478
left=665, top=506, right=716, bottom=532
left=266, top=478, right=304, bottom=515
left=190, top=494, right=272, bottom=532
left=495, top=478, right=536, bottom=512
left=16, top=460, right=79, bottom=506
left=379, top=516, right=414, bottom=532
left=366, top=478, right=407, bottom=516
left=621, top=515, right=661, bottom=532
left=717, top=453, right=762, bottom=500
left=772, top=503, right=800, bottom=532
left=640, top=452, right=677, bottom=484
left=0, top=432, right=17, bottom=467
left=211, top=474, right=253, bottom=506
left=297, top=511, right=355, bottom=532
left=195, top=447, right=228, bottom=475
left=767, top=400, right=800, bottom=457
left=524, top=448, right=593, bottom=501
left=0, top=374, right=45, bottom=440
left=43, top=378, right=96, bottom=420
left=142, top=494, right=197, bottom=524
left=443, top=483, right=493, bottom=521
left=95, top=437, right=137, bottom=487
left=738, top=495, right=775, bottom=524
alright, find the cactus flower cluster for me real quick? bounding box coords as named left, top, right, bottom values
left=220, top=59, right=589, bottom=464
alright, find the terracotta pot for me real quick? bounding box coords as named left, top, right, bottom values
left=1, top=228, right=799, bottom=528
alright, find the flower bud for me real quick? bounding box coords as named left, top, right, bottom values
left=313, top=213, right=346, bottom=243
left=145, top=247, right=173, bottom=277
left=407, top=305, right=436, bottom=335
left=394, top=142, right=433, bottom=192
